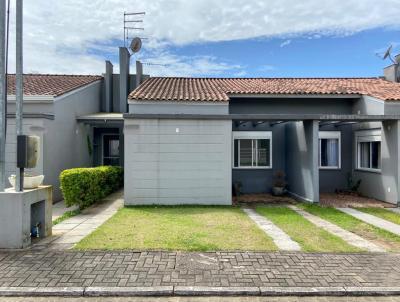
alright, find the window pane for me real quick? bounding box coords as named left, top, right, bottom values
left=257, top=139, right=270, bottom=167
left=371, top=141, right=381, bottom=169
left=239, top=139, right=252, bottom=167
left=359, top=142, right=370, bottom=168
left=234, top=139, right=239, bottom=167
left=320, top=138, right=339, bottom=167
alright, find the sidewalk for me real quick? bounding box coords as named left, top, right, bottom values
left=33, top=190, right=123, bottom=250
left=0, top=250, right=399, bottom=297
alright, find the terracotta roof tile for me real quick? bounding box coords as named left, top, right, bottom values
left=7, top=74, right=102, bottom=97
left=129, top=77, right=400, bottom=102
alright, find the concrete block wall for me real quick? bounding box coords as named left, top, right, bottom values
left=124, top=118, right=232, bottom=205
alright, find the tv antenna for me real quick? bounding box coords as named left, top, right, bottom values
left=124, top=11, right=145, bottom=47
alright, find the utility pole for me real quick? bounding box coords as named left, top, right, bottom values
left=15, top=0, right=23, bottom=191
left=0, top=0, right=6, bottom=192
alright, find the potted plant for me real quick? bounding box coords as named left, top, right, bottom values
left=272, top=170, right=286, bottom=196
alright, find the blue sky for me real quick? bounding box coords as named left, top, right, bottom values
left=7, top=0, right=400, bottom=77
left=136, top=28, right=400, bottom=78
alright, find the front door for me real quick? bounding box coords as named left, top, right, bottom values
left=103, top=134, right=120, bottom=166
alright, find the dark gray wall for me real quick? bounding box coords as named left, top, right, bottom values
left=285, top=120, right=319, bottom=202
left=319, top=125, right=353, bottom=193
left=229, top=98, right=354, bottom=114
left=232, top=122, right=285, bottom=194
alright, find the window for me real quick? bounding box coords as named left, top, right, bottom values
left=103, top=134, right=120, bottom=166
left=319, top=131, right=341, bottom=169
left=356, top=130, right=381, bottom=172
left=233, top=131, right=272, bottom=168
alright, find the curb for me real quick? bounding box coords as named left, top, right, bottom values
left=0, top=286, right=400, bottom=297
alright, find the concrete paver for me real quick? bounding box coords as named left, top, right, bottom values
left=338, top=208, right=400, bottom=236
left=2, top=297, right=400, bottom=301
left=242, top=208, right=300, bottom=251
left=0, top=250, right=399, bottom=288
left=289, top=205, right=385, bottom=252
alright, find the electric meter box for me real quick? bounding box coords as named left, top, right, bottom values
left=17, top=135, right=40, bottom=169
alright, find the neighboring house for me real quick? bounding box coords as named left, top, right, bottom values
left=124, top=65, right=400, bottom=206
left=5, top=48, right=147, bottom=201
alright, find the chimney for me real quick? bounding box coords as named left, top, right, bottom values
left=135, top=60, right=143, bottom=88
left=384, top=54, right=400, bottom=83
left=119, top=47, right=130, bottom=113
left=104, top=61, right=113, bottom=112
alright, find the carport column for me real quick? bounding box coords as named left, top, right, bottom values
left=304, top=120, right=319, bottom=203
left=285, top=120, right=319, bottom=203
left=382, top=120, right=400, bottom=205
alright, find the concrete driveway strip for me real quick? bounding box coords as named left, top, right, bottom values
left=242, top=208, right=301, bottom=251
left=338, top=208, right=400, bottom=236
left=288, top=205, right=385, bottom=252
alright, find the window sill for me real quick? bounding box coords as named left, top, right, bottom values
left=355, top=168, right=381, bottom=174
left=319, top=167, right=341, bottom=170
left=233, top=167, right=272, bottom=170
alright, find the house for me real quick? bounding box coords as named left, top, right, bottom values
left=7, top=45, right=400, bottom=206
left=124, top=63, right=400, bottom=206
left=5, top=48, right=147, bottom=201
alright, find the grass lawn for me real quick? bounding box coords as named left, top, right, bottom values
left=299, top=204, right=400, bottom=252
left=255, top=206, right=361, bottom=252
left=75, top=206, right=277, bottom=251
left=357, top=208, right=400, bottom=225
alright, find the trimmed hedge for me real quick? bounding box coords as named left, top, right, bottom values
left=60, top=166, right=123, bottom=209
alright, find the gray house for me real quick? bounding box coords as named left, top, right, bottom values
left=7, top=45, right=400, bottom=206
left=5, top=48, right=147, bottom=201
left=124, top=66, right=400, bottom=206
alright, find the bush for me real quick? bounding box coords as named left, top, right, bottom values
left=60, top=166, right=123, bottom=209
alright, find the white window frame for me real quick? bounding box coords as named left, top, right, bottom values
left=318, top=131, right=341, bottom=170
left=232, top=131, right=272, bottom=169
left=355, top=129, right=381, bottom=173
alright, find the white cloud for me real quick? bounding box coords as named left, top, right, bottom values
left=5, top=0, right=400, bottom=75
left=280, top=40, right=291, bottom=48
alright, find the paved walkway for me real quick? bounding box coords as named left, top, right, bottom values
left=34, top=190, right=123, bottom=250
left=389, top=208, right=400, bottom=215
left=52, top=201, right=78, bottom=221
left=0, top=250, right=398, bottom=289
left=242, top=208, right=301, bottom=251
left=288, top=206, right=385, bottom=252
left=338, top=208, right=400, bottom=236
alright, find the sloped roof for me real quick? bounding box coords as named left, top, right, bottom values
left=128, top=77, right=400, bottom=102
left=7, top=74, right=102, bottom=97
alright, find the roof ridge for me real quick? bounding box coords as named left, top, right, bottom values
left=7, top=73, right=102, bottom=77
left=145, top=76, right=382, bottom=80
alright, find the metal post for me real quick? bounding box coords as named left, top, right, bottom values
left=0, top=0, right=6, bottom=191
left=15, top=0, right=23, bottom=191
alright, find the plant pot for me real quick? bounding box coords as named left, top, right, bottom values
left=9, top=174, right=44, bottom=189
left=272, top=186, right=285, bottom=196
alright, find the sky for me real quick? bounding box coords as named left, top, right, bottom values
left=5, top=0, right=400, bottom=78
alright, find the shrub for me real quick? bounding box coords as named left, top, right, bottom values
left=60, top=166, right=123, bottom=209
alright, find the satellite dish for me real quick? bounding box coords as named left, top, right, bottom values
left=383, top=45, right=393, bottom=60
left=130, top=37, right=142, bottom=53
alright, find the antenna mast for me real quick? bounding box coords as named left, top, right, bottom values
left=123, top=11, right=145, bottom=47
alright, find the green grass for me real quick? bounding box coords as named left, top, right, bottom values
left=298, top=203, right=400, bottom=252
left=75, top=206, right=277, bottom=251
left=357, top=208, right=400, bottom=225
left=255, top=206, right=361, bottom=252
left=52, top=209, right=81, bottom=226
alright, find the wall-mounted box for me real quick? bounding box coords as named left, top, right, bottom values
left=17, top=135, right=40, bottom=169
